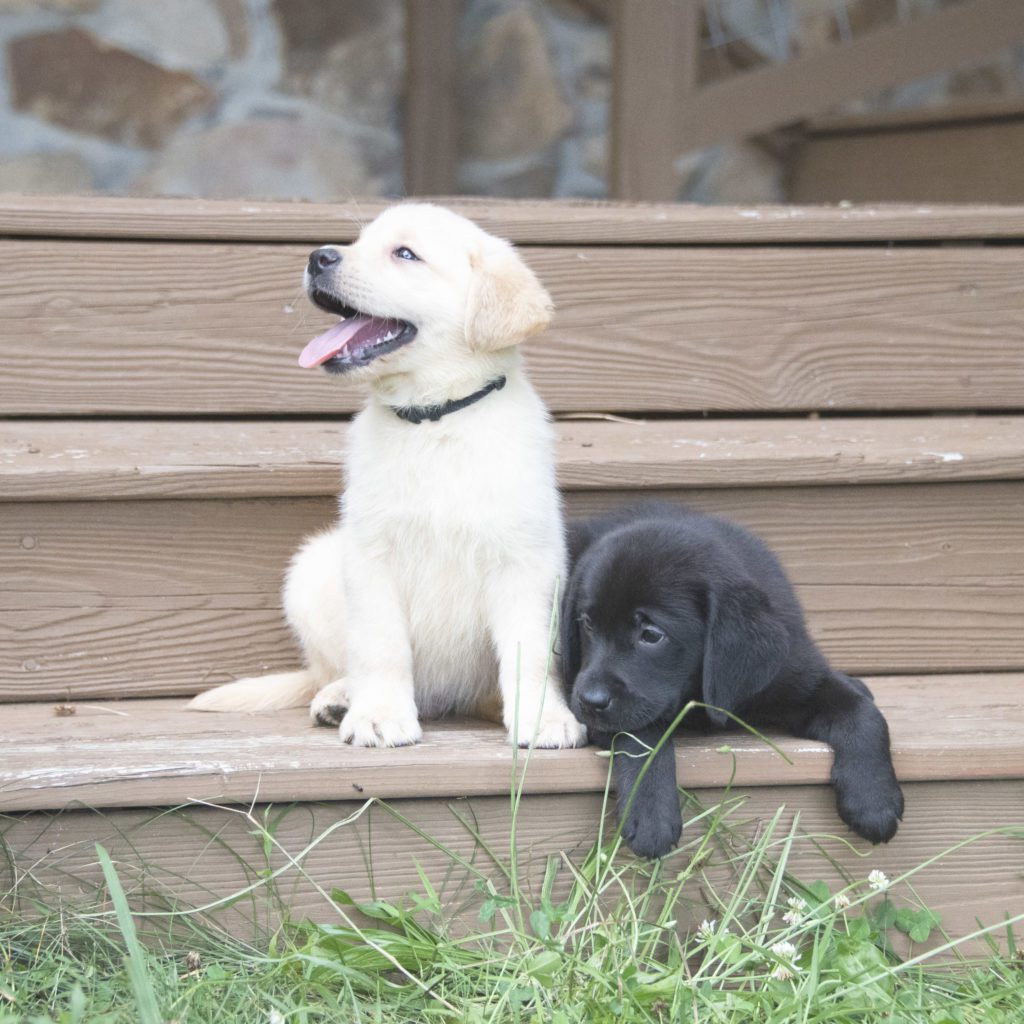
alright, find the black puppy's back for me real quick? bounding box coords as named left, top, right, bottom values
left=570, top=503, right=792, bottom=601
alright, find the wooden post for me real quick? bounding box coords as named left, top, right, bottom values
left=404, top=0, right=459, bottom=196
left=610, top=0, right=700, bottom=201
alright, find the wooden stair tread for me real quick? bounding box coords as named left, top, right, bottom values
left=4, top=416, right=1023, bottom=502
left=2, top=673, right=1021, bottom=813
left=4, top=195, right=1024, bottom=244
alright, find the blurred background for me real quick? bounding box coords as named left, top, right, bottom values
left=0, top=0, right=1022, bottom=204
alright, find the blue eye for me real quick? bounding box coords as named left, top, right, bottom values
left=394, top=246, right=420, bottom=262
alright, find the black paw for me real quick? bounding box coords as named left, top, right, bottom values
left=313, top=703, right=347, bottom=728
left=835, top=777, right=905, bottom=844
left=620, top=803, right=682, bottom=860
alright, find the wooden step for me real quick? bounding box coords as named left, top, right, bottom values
left=5, top=194, right=1024, bottom=243
left=3, top=202, right=1024, bottom=416
left=4, top=416, right=1024, bottom=700
left=5, top=416, right=1024, bottom=500
left=2, top=674, right=1021, bottom=813
left=2, top=674, right=1021, bottom=945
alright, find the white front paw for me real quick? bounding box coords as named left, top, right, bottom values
left=338, top=696, right=422, bottom=748
left=310, top=680, right=349, bottom=727
left=509, top=702, right=587, bottom=749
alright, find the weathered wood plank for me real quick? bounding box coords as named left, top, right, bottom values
left=3, top=241, right=1024, bottom=414
left=404, top=0, right=458, bottom=195
left=3, top=778, right=1022, bottom=950
left=793, top=115, right=1024, bottom=204
left=3, top=482, right=1023, bottom=699
left=3, top=417, right=1022, bottom=502
left=610, top=0, right=698, bottom=200
left=4, top=194, right=1024, bottom=244
left=1, top=674, right=1022, bottom=812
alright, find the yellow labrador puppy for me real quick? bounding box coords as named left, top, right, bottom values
left=189, top=203, right=586, bottom=750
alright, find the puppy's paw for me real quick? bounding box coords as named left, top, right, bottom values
left=620, top=802, right=682, bottom=860
left=508, top=703, right=587, bottom=749
left=835, top=776, right=905, bottom=844
left=338, top=696, right=422, bottom=748
left=310, top=681, right=349, bottom=728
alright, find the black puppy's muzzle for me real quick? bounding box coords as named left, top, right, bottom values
left=576, top=681, right=612, bottom=714
left=571, top=665, right=620, bottom=728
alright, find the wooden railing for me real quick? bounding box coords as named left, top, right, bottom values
left=403, top=0, right=1024, bottom=202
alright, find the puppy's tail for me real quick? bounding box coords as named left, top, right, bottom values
left=187, top=670, right=318, bottom=713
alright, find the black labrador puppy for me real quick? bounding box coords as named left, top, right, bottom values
left=561, top=503, right=904, bottom=859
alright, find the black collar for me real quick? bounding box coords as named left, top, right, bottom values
left=390, top=376, right=507, bottom=425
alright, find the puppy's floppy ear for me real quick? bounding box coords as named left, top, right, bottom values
left=701, top=582, right=789, bottom=727
left=559, top=563, right=587, bottom=689
left=559, top=522, right=600, bottom=689
left=465, top=238, right=553, bottom=352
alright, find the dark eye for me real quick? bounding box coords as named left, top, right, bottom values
left=393, top=246, right=420, bottom=262
left=578, top=613, right=594, bottom=635
left=638, top=624, right=665, bottom=646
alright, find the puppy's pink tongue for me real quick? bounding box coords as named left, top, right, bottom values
left=298, top=317, right=369, bottom=368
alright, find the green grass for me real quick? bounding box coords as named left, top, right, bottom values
left=2, top=760, right=1023, bottom=1023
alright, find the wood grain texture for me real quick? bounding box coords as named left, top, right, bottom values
left=3, top=416, right=1023, bottom=501
left=3, top=780, right=1021, bottom=951
left=1, top=674, right=1022, bottom=812
left=4, top=194, right=1024, bottom=243
left=3, top=241, right=1024, bottom=414
left=4, top=482, right=1023, bottom=700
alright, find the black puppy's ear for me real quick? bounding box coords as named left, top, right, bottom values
left=559, top=564, right=587, bottom=688
left=566, top=519, right=599, bottom=572
left=560, top=521, right=600, bottom=689
left=701, top=583, right=789, bottom=727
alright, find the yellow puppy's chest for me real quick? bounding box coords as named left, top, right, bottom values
left=339, top=386, right=563, bottom=714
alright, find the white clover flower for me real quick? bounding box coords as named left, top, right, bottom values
left=268, top=1011, right=285, bottom=1024
left=770, top=940, right=797, bottom=960
left=868, top=869, right=890, bottom=892
left=697, top=918, right=717, bottom=939
left=767, top=940, right=800, bottom=981
left=782, top=896, right=807, bottom=924
left=833, top=893, right=852, bottom=910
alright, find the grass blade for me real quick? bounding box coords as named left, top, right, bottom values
left=95, top=842, right=163, bottom=1024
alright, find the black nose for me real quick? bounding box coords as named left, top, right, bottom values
left=308, top=247, right=341, bottom=276
left=578, top=684, right=612, bottom=713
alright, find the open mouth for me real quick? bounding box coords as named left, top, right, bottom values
left=299, top=287, right=417, bottom=374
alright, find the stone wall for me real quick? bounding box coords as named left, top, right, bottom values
left=0, top=0, right=407, bottom=199
left=0, top=0, right=1022, bottom=203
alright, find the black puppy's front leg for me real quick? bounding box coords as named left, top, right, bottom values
left=803, top=673, right=904, bottom=843
left=594, top=725, right=681, bottom=859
